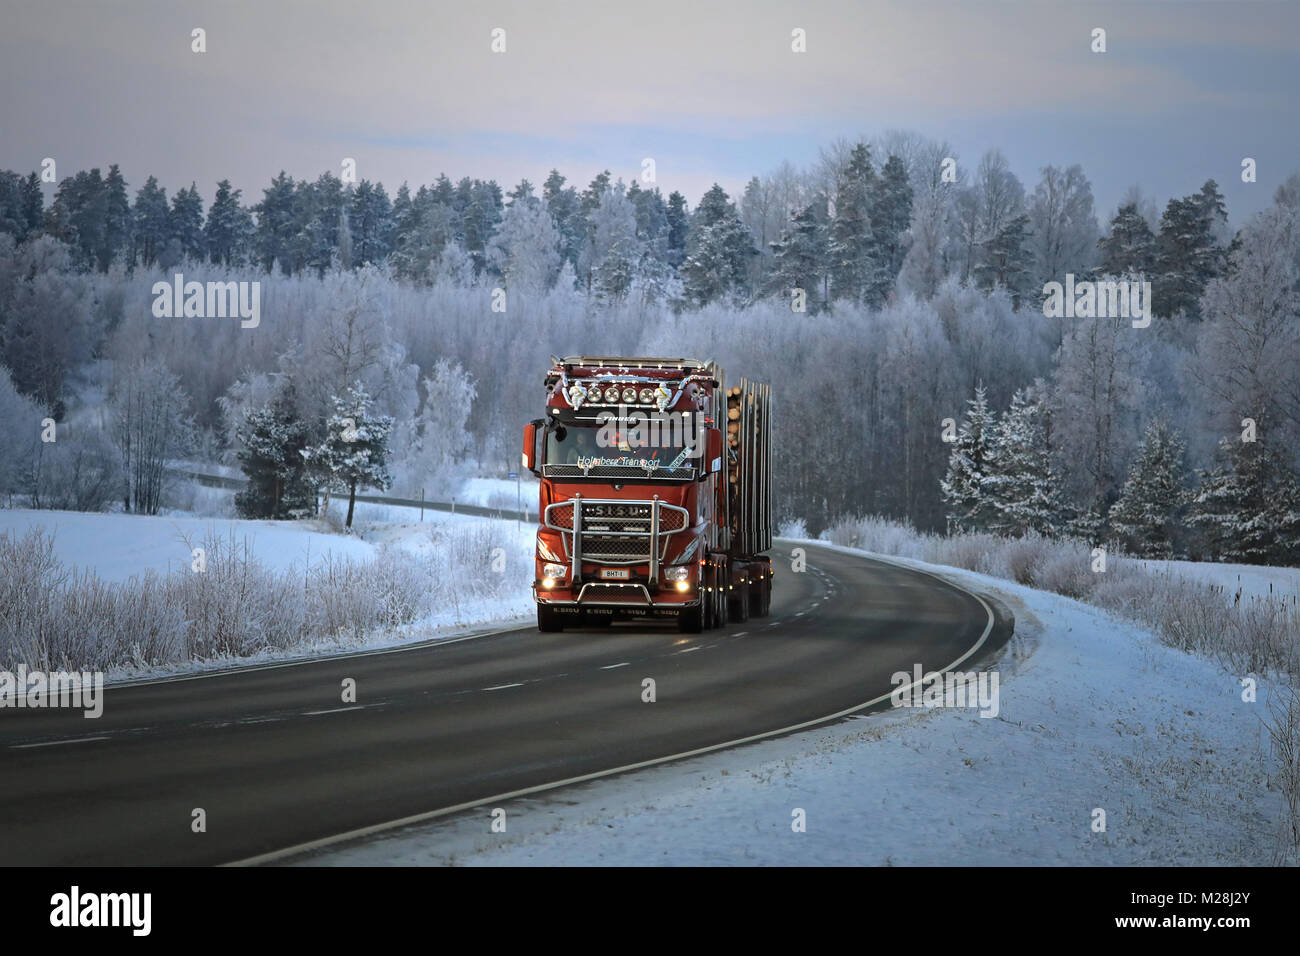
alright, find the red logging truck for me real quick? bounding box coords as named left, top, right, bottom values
left=522, top=356, right=772, bottom=633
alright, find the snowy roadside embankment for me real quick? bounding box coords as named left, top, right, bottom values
left=312, top=547, right=1295, bottom=866
left=0, top=499, right=535, bottom=682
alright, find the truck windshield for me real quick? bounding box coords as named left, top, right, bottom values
left=543, top=424, right=698, bottom=478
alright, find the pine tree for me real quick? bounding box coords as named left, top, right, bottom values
left=1108, top=420, right=1187, bottom=557
left=1189, top=433, right=1300, bottom=564
left=1098, top=202, right=1157, bottom=276
left=348, top=180, right=393, bottom=267
left=234, top=380, right=317, bottom=519
left=255, top=171, right=299, bottom=274
left=131, top=175, right=171, bottom=268
left=983, top=389, right=1061, bottom=537
left=302, top=383, right=394, bottom=530
left=102, top=165, right=132, bottom=270
left=974, top=213, right=1033, bottom=307
left=169, top=183, right=206, bottom=262
left=940, top=384, right=996, bottom=532
left=204, top=179, right=255, bottom=266
left=1154, top=181, right=1225, bottom=318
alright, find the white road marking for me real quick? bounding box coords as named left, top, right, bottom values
left=12, top=736, right=110, bottom=750
left=482, top=683, right=524, bottom=691
left=673, top=646, right=701, bottom=654
left=302, top=705, right=367, bottom=716
left=599, top=662, right=630, bottom=670
left=733, top=631, right=748, bottom=637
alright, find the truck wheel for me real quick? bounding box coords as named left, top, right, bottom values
left=678, top=601, right=704, bottom=633
left=728, top=584, right=750, bottom=623
left=749, top=582, right=763, bottom=618
left=537, top=605, right=565, bottom=632
left=702, top=581, right=715, bottom=630
left=759, top=579, right=772, bottom=616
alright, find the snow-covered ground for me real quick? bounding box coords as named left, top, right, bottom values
left=1, top=492, right=537, bottom=683
left=1133, top=558, right=1300, bottom=603
left=451, top=475, right=539, bottom=510
left=309, top=546, right=1293, bottom=866
left=0, top=508, right=374, bottom=582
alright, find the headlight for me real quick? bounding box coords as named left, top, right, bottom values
left=603, top=385, right=620, bottom=403
left=664, top=566, right=691, bottom=582
left=639, top=387, right=655, bottom=404
left=543, top=563, right=567, bottom=579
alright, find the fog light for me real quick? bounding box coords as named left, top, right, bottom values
left=542, top=577, right=556, bottom=589
left=674, top=580, right=690, bottom=592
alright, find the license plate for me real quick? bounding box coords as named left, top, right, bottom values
left=599, top=568, right=631, bottom=580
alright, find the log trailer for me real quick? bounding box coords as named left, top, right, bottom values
left=522, top=356, right=773, bottom=633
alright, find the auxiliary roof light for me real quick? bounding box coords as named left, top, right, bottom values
left=586, top=384, right=603, bottom=402
left=621, top=386, right=637, bottom=403
left=603, top=385, right=621, bottom=403
left=639, top=387, right=655, bottom=404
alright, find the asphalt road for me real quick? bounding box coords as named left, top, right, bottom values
left=0, top=542, right=1012, bottom=865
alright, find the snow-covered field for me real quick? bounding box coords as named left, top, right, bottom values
left=0, top=492, right=536, bottom=682
left=310, top=546, right=1294, bottom=866
left=0, top=509, right=374, bottom=583
left=1135, top=558, right=1300, bottom=603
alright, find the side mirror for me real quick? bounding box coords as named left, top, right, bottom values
left=522, top=420, right=545, bottom=476
left=705, top=428, right=723, bottom=477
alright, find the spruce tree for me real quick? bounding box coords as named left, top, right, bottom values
left=303, top=383, right=393, bottom=530
left=234, top=380, right=316, bottom=519
left=169, top=183, right=206, bottom=262
left=828, top=143, right=880, bottom=306
left=983, top=389, right=1061, bottom=537
left=1189, top=434, right=1300, bottom=564
left=871, top=154, right=913, bottom=292
left=769, top=199, right=829, bottom=313
left=1109, top=420, right=1187, bottom=557
left=940, top=383, right=996, bottom=532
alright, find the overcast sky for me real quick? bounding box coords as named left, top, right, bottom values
left=2, top=0, right=1297, bottom=224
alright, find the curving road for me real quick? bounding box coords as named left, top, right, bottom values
left=0, top=542, right=1012, bottom=866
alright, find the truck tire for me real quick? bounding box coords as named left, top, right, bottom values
left=678, top=601, right=704, bottom=633
left=537, top=605, right=565, bottom=632
left=749, top=581, right=763, bottom=618
left=728, top=583, right=750, bottom=623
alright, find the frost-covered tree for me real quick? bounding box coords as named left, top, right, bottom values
left=680, top=184, right=755, bottom=307
left=940, top=383, right=996, bottom=532
left=984, top=389, right=1061, bottom=537
left=1028, top=164, right=1098, bottom=292
left=234, top=379, right=316, bottom=519
left=1194, top=205, right=1300, bottom=448
left=488, top=197, right=562, bottom=294
left=1108, top=420, right=1187, bottom=557
left=1050, top=314, right=1148, bottom=514
left=404, top=359, right=476, bottom=490
left=303, top=383, right=393, bottom=530
left=110, top=358, right=196, bottom=515
left=1189, top=432, right=1300, bottom=564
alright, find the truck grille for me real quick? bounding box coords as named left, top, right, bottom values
left=544, top=499, right=689, bottom=565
